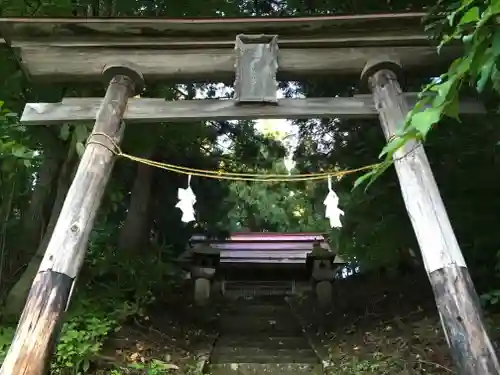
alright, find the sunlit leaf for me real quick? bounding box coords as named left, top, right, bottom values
left=409, top=108, right=442, bottom=138
left=458, top=7, right=479, bottom=25
left=378, top=136, right=406, bottom=158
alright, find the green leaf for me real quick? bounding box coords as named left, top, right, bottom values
left=462, top=33, right=474, bottom=44
left=365, top=161, right=393, bottom=191
left=492, top=65, right=500, bottom=93
left=11, top=147, right=26, bottom=158
left=478, top=3, right=500, bottom=28
left=378, top=135, right=406, bottom=158
left=443, top=97, right=461, bottom=121
left=432, top=79, right=455, bottom=107
left=82, top=360, right=90, bottom=372
left=477, top=58, right=495, bottom=92
left=352, top=169, right=377, bottom=191
left=60, top=124, right=70, bottom=141
left=458, top=7, right=479, bottom=25
left=74, top=125, right=89, bottom=143
left=492, top=29, right=500, bottom=57
left=76, top=142, right=85, bottom=157
left=409, top=108, right=442, bottom=138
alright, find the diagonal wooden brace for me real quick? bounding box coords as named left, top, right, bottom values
left=0, top=63, right=144, bottom=375
left=361, top=55, right=500, bottom=375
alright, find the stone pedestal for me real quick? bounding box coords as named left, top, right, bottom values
left=191, top=246, right=220, bottom=306
left=307, top=245, right=341, bottom=308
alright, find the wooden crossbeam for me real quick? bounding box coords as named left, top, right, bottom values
left=10, top=45, right=459, bottom=83
left=1, top=16, right=462, bottom=83
left=0, top=13, right=427, bottom=39
left=21, top=94, right=486, bottom=125
left=0, top=14, right=459, bottom=82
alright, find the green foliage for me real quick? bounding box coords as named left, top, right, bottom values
left=325, top=355, right=444, bottom=375
left=1, top=0, right=500, bottom=373
left=226, top=159, right=329, bottom=233
left=481, top=289, right=500, bottom=307
left=51, top=307, right=117, bottom=375
left=0, top=307, right=115, bottom=375
left=0, top=327, right=15, bottom=363
left=128, top=359, right=180, bottom=374
left=0, top=237, right=178, bottom=373
left=356, top=0, right=500, bottom=187
left=0, top=103, right=34, bottom=172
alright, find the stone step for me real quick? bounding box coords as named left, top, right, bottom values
left=218, top=323, right=303, bottom=335
left=223, top=281, right=296, bottom=297
left=220, top=315, right=298, bottom=324
left=211, top=347, right=318, bottom=362
left=211, top=297, right=320, bottom=374
left=219, top=300, right=289, bottom=309
left=219, top=295, right=288, bottom=304
left=219, top=312, right=293, bottom=321
left=216, top=336, right=310, bottom=348
left=208, top=362, right=323, bottom=375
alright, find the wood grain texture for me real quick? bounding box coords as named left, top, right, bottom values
left=0, top=271, right=73, bottom=375
left=430, top=266, right=500, bottom=375
left=36, top=75, right=133, bottom=278
left=20, top=94, right=486, bottom=125
left=0, top=13, right=427, bottom=39
left=367, top=67, right=500, bottom=374
left=0, top=74, right=135, bottom=375
left=368, top=68, right=467, bottom=273
left=13, top=45, right=459, bottom=82
left=0, top=13, right=460, bottom=82
left=234, top=35, right=278, bottom=103
left=11, top=34, right=433, bottom=48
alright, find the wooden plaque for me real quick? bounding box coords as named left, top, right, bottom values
left=234, top=34, right=278, bottom=104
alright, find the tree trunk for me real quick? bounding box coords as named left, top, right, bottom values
left=16, top=139, right=64, bottom=265
left=0, top=177, right=16, bottom=287
left=118, top=159, right=154, bottom=253
left=3, top=144, right=77, bottom=319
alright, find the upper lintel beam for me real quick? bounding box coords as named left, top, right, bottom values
left=0, top=13, right=460, bottom=83
left=0, top=13, right=426, bottom=39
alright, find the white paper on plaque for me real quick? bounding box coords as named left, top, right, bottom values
left=324, top=175, right=344, bottom=228
left=176, top=175, right=196, bottom=223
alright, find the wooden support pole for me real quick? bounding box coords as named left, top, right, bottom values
left=0, top=63, right=144, bottom=375
left=361, top=57, right=500, bottom=375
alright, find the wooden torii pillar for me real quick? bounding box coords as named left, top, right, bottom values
left=0, top=63, right=145, bottom=375
left=361, top=56, right=500, bottom=375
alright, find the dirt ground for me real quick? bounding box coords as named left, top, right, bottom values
left=95, top=271, right=500, bottom=374
left=95, top=284, right=220, bottom=374
left=293, top=269, right=500, bottom=374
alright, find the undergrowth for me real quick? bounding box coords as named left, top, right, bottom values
left=0, top=232, right=186, bottom=374
left=2, top=242, right=500, bottom=374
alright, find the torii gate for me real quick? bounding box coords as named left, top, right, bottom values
left=0, top=13, right=498, bottom=375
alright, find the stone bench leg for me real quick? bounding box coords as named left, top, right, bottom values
left=194, top=277, right=211, bottom=306
left=311, top=259, right=336, bottom=309
left=315, top=280, right=333, bottom=308
left=192, top=266, right=216, bottom=306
